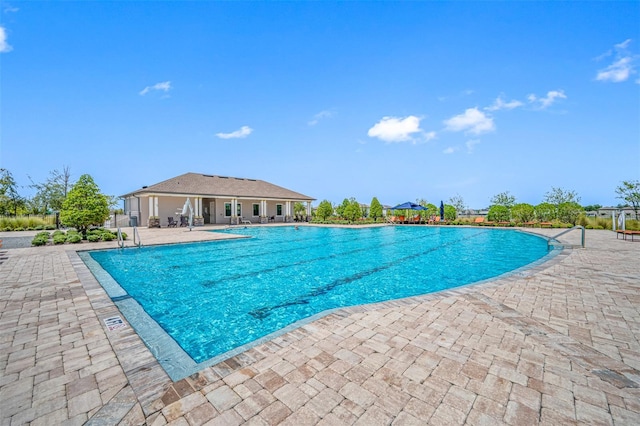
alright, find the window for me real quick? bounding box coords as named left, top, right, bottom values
left=253, top=204, right=260, bottom=216
left=276, top=204, right=283, bottom=216
left=237, top=203, right=242, bottom=217
left=224, top=203, right=231, bottom=217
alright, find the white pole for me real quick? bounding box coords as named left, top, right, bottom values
left=612, top=211, right=616, bottom=231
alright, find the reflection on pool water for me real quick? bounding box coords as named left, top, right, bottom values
left=82, top=226, right=555, bottom=378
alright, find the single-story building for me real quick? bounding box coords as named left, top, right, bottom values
left=120, top=172, right=315, bottom=227
left=595, top=206, right=638, bottom=220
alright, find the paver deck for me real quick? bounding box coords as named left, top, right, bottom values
left=1, top=225, right=639, bottom=425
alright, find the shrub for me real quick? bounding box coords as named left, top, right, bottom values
left=31, top=237, right=48, bottom=246
left=535, top=202, right=557, bottom=221
left=557, top=202, right=584, bottom=225
left=52, top=230, right=65, bottom=237
left=53, top=234, right=66, bottom=244
left=511, top=203, right=535, bottom=223
left=444, top=205, right=457, bottom=221
left=66, top=234, right=82, bottom=243
left=576, top=215, right=589, bottom=227
left=487, top=205, right=510, bottom=222
left=102, top=232, right=116, bottom=241
left=31, top=232, right=50, bottom=246
left=87, top=234, right=101, bottom=242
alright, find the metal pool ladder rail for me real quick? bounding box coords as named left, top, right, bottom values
left=133, top=227, right=142, bottom=247
left=117, top=227, right=142, bottom=248
left=117, top=228, right=125, bottom=248
left=548, top=225, right=585, bottom=249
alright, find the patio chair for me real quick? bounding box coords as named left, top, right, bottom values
left=475, top=217, right=494, bottom=226
left=167, top=217, right=178, bottom=228
left=268, top=216, right=276, bottom=223
left=179, top=215, right=189, bottom=227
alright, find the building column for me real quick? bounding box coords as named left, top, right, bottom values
left=307, top=201, right=312, bottom=220
left=231, top=198, right=238, bottom=225
left=260, top=200, right=267, bottom=223
left=147, top=196, right=160, bottom=227
left=285, top=201, right=291, bottom=223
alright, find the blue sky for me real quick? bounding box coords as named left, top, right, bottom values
left=1, top=1, right=639, bottom=209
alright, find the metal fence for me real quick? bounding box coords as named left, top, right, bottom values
left=103, top=214, right=134, bottom=229
left=0, top=213, right=135, bottom=229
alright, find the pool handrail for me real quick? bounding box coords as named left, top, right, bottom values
left=133, top=226, right=142, bottom=248
left=548, top=225, right=585, bottom=248
left=117, top=227, right=125, bottom=248
left=116, top=227, right=142, bottom=248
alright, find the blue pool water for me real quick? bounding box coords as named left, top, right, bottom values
left=85, top=226, right=552, bottom=367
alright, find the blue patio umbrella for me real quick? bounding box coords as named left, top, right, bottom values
left=440, top=201, right=445, bottom=222
left=390, top=201, right=427, bottom=211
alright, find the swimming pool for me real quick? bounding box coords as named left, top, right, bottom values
left=81, top=225, right=556, bottom=380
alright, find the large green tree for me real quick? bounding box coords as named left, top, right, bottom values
left=335, top=198, right=350, bottom=219
left=60, top=174, right=110, bottom=237
left=615, top=180, right=640, bottom=219
left=0, top=168, right=26, bottom=215
left=490, top=191, right=516, bottom=208
left=544, top=187, right=581, bottom=205
left=315, top=200, right=333, bottom=220
left=343, top=198, right=362, bottom=222
left=369, top=197, right=383, bottom=221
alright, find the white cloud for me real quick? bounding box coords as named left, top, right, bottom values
left=596, top=39, right=637, bottom=83
left=597, top=57, right=634, bottom=83
left=308, top=110, right=334, bottom=126
left=139, top=81, right=172, bottom=95
left=423, top=131, right=437, bottom=141
left=466, top=139, right=480, bottom=153
left=443, top=147, right=458, bottom=154
left=443, top=108, right=495, bottom=135
left=216, top=126, right=253, bottom=139
left=540, top=90, right=566, bottom=108
left=367, top=115, right=424, bottom=143
left=527, top=90, right=567, bottom=109
left=485, top=96, right=523, bottom=111
left=616, top=39, right=632, bottom=50
left=0, top=26, right=12, bottom=53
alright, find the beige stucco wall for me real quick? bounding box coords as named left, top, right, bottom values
left=125, top=195, right=309, bottom=226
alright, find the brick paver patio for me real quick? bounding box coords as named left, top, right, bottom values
left=1, top=226, right=638, bottom=425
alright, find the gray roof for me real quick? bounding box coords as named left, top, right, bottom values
left=121, top=172, right=314, bottom=201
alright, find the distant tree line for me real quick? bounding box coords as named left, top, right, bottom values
left=310, top=181, right=640, bottom=224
